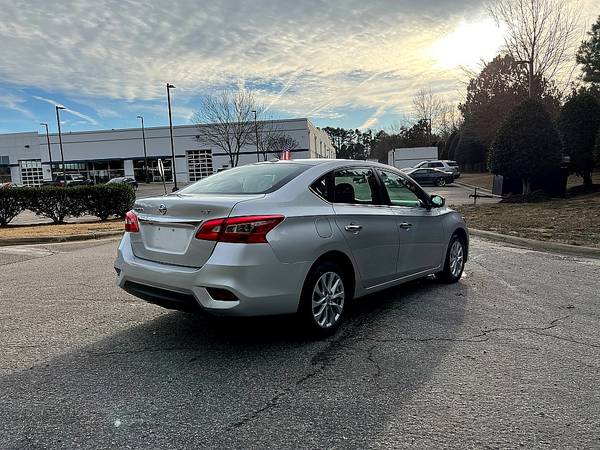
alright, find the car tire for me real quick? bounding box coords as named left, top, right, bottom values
left=298, top=260, right=349, bottom=338
left=435, top=177, right=446, bottom=187
left=437, top=234, right=466, bottom=283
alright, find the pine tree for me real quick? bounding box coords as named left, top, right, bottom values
left=490, top=99, right=562, bottom=195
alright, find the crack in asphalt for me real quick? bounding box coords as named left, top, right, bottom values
left=222, top=313, right=578, bottom=434
left=361, top=314, right=573, bottom=346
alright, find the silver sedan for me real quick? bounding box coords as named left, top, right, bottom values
left=114, top=159, right=468, bottom=336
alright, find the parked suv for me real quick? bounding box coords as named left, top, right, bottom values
left=413, top=160, right=460, bottom=178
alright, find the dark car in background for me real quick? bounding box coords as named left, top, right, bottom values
left=404, top=168, right=455, bottom=187
left=43, top=173, right=93, bottom=187
left=106, top=177, right=138, bottom=190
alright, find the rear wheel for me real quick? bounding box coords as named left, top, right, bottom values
left=435, top=177, right=446, bottom=187
left=298, top=261, right=348, bottom=338
left=437, top=234, right=466, bottom=283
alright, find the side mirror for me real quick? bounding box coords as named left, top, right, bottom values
left=430, top=194, right=445, bottom=208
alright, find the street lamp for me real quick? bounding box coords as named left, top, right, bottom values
left=137, top=115, right=149, bottom=183
left=166, top=83, right=178, bottom=191
left=252, top=110, right=259, bottom=162
left=40, top=123, right=53, bottom=180
left=55, top=105, right=66, bottom=185
left=515, top=59, right=533, bottom=98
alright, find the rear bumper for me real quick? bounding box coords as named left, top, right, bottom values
left=114, top=233, right=310, bottom=317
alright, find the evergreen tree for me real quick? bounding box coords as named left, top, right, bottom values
left=577, top=15, right=600, bottom=85
left=454, top=123, right=486, bottom=172
left=490, top=99, right=562, bottom=195
left=559, top=91, right=600, bottom=186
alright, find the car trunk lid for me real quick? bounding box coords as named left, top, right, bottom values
left=130, top=194, right=263, bottom=267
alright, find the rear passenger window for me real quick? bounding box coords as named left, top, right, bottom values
left=334, top=168, right=379, bottom=205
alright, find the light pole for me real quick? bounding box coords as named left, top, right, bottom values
left=40, top=123, right=53, bottom=180
left=166, top=83, right=178, bottom=191
left=252, top=110, right=260, bottom=161
left=137, top=115, right=149, bottom=183
left=55, top=106, right=66, bottom=185
left=515, top=59, right=533, bottom=98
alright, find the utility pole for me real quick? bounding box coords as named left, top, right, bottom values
left=55, top=106, right=66, bottom=185
left=40, top=123, right=53, bottom=180
left=252, top=110, right=260, bottom=161
left=166, top=83, right=178, bottom=191
left=137, top=115, right=149, bottom=183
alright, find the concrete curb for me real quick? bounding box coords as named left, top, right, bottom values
left=470, top=228, right=600, bottom=259
left=0, top=231, right=123, bottom=247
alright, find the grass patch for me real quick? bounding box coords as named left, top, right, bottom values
left=0, top=219, right=123, bottom=239
left=459, top=173, right=494, bottom=191
left=455, top=193, right=600, bottom=248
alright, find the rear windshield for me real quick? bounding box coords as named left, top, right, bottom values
left=179, top=163, right=309, bottom=195
left=447, top=161, right=459, bottom=167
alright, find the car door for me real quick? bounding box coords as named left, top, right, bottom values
left=377, top=169, right=447, bottom=277
left=332, top=167, right=399, bottom=288
left=410, top=169, right=428, bottom=185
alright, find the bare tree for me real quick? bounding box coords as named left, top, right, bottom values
left=255, top=120, right=298, bottom=161
left=488, top=0, right=580, bottom=94
left=412, top=87, right=457, bottom=137
left=192, top=90, right=261, bottom=168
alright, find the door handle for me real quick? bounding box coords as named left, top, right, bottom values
left=344, top=224, right=363, bottom=233
left=399, top=222, right=412, bottom=230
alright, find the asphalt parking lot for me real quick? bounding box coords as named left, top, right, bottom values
left=1, top=237, right=598, bottom=448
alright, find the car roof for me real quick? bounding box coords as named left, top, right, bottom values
left=267, top=159, right=392, bottom=170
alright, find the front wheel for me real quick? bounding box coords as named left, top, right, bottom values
left=437, top=234, right=466, bottom=283
left=435, top=177, right=446, bottom=187
left=298, top=261, right=348, bottom=338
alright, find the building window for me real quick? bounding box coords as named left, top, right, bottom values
left=0, top=167, right=10, bottom=183
left=0, top=156, right=9, bottom=182
left=132, top=158, right=171, bottom=182
left=186, top=150, right=213, bottom=182
left=20, top=160, right=43, bottom=186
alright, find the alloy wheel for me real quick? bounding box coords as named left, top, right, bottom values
left=312, top=272, right=345, bottom=328
left=449, top=239, right=464, bottom=278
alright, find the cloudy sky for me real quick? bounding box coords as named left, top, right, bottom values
left=0, top=0, right=597, bottom=134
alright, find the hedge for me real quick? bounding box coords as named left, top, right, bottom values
left=0, top=187, right=33, bottom=226
left=0, top=184, right=136, bottom=226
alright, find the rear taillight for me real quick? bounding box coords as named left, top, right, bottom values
left=124, top=211, right=140, bottom=233
left=195, top=215, right=284, bottom=243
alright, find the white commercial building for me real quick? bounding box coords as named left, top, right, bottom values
left=0, top=118, right=334, bottom=186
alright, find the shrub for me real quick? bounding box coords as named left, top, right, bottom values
left=490, top=99, right=562, bottom=195
left=29, top=186, right=85, bottom=224
left=84, top=184, right=135, bottom=220
left=0, top=187, right=34, bottom=226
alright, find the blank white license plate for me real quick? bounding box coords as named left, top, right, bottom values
left=142, top=225, right=194, bottom=253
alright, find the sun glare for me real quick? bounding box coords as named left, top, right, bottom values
left=430, top=19, right=506, bottom=69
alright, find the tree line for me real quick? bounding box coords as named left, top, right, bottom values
left=324, top=2, right=600, bottom=195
